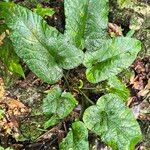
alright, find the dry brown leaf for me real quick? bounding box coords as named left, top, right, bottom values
left=7, top=99, right=31, bottom=116
left=127, top=96, right=137, bottom=107
left=131, top=75, right=145, bottom=90
left=0, top=78, right=5, bottom=98
left=134, top=59, right=145, bottom=73
left=108, top=23, right=122, bottom=36
left=137, top=79, right=150, bottom=97
left=0, top=78, right=31, bottom=138
left=0, top=32, right=6, bottom=46
left=138, top=89, right=149, bottom=97
left=0, top=98, right=31, bottom=138
left=145, top=79, right=150, bottom=89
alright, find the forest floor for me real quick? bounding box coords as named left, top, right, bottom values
left=0, top=0, right=149, bottom=150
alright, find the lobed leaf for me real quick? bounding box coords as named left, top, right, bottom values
left=83, top=93, right=142, bottom=150
left=43, top=86, right=78, bottom=128
left=84, top=37, right=141, bottom=83
left=59, top=121, right=89, bottom=150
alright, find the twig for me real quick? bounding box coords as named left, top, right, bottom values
left=63, top=73, right=71, bottom=91
left=79, top=89, right=95, bottom=105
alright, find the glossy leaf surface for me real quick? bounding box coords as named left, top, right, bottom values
left=83, top=93, right=142, bottom=150
left=0, top=2, right=83, bottom=83
left=84, top=37, right=141, bottom=83
left=59, top=121, right=89, bottom=150
left=64, top=0, right=109, bottom=49
left=43, top=86, right=78, bottom=128
left=107, top=76, right=130, bottom=101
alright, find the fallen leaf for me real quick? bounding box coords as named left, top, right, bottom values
left=133, top=77, right=144, bottom=90
left=108, top=23, right=122, bottom=37
left=0, top=78, right=5, bottom=98
left=0, top=78, right=31, bottom=139
left=133, top=59, right=145, bottom=74
left=145, top=79, right=150, bottom=89
left=127, top=96, right=137, bottom=107
left=0, top=32, right=6, bottom=46
left=138, top=89, right=149, bottom=97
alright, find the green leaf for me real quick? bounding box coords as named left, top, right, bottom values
left=59, top=121, right=89, bottom=150
left=34, top=4, right=55, bottom=17
left=64, top=0, right=109, bottom=49
left=43, top=86, right=78, bottom=128
left=64, top=0, right=88, bottom=48
left=117, top=0, right=135, bottom=8
left=0, top=23, right=25, bottom=77
left=83, top=37, right=141, bottom=83
left=0, top=146, right=4, bottom=150
left=107, top=76, right=130, bottom=101
left=0, top=2, right=83, bottom=84
left=83, top=93, right=142, bottom=150
left=47, top=38, right=84, bottom=70
left=0, top=146, right=14, bottom=150
left=5, top=148, right=14, bottom=150
left=84, top=0, right=109, bottom=51
left=1, top=0, right=10, bottom=2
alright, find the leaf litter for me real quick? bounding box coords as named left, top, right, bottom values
left=0, top=78, right=31, bottom=140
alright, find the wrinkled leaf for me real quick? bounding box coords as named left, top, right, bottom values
left=83, top=93, right=142, bottom=150
left=64, top=0, right=109, bottom=49
left=107, top=76, right=130, bottom=101
left=43, top=86, right=78, bottom=128
left=0, top=2, right=83, bottom=84
left=59, top=121, right=89, bottom=150
left=47, top=38, right=84, bottom=70
left=34, top=4, right=55, bottom=17
left=84, top=0, right=109, bottom=51
left=84, top=37, right=141, bottom=83
left=64, top=0, right=87, bottom=48
left=0, top=24, right=24, bottom=77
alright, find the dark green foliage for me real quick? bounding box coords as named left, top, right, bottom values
left=59, top=121, right=89, bottom=150
left=83, top=94, right=142, bottom=150
left=43, top=86, right=77, bottom=128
